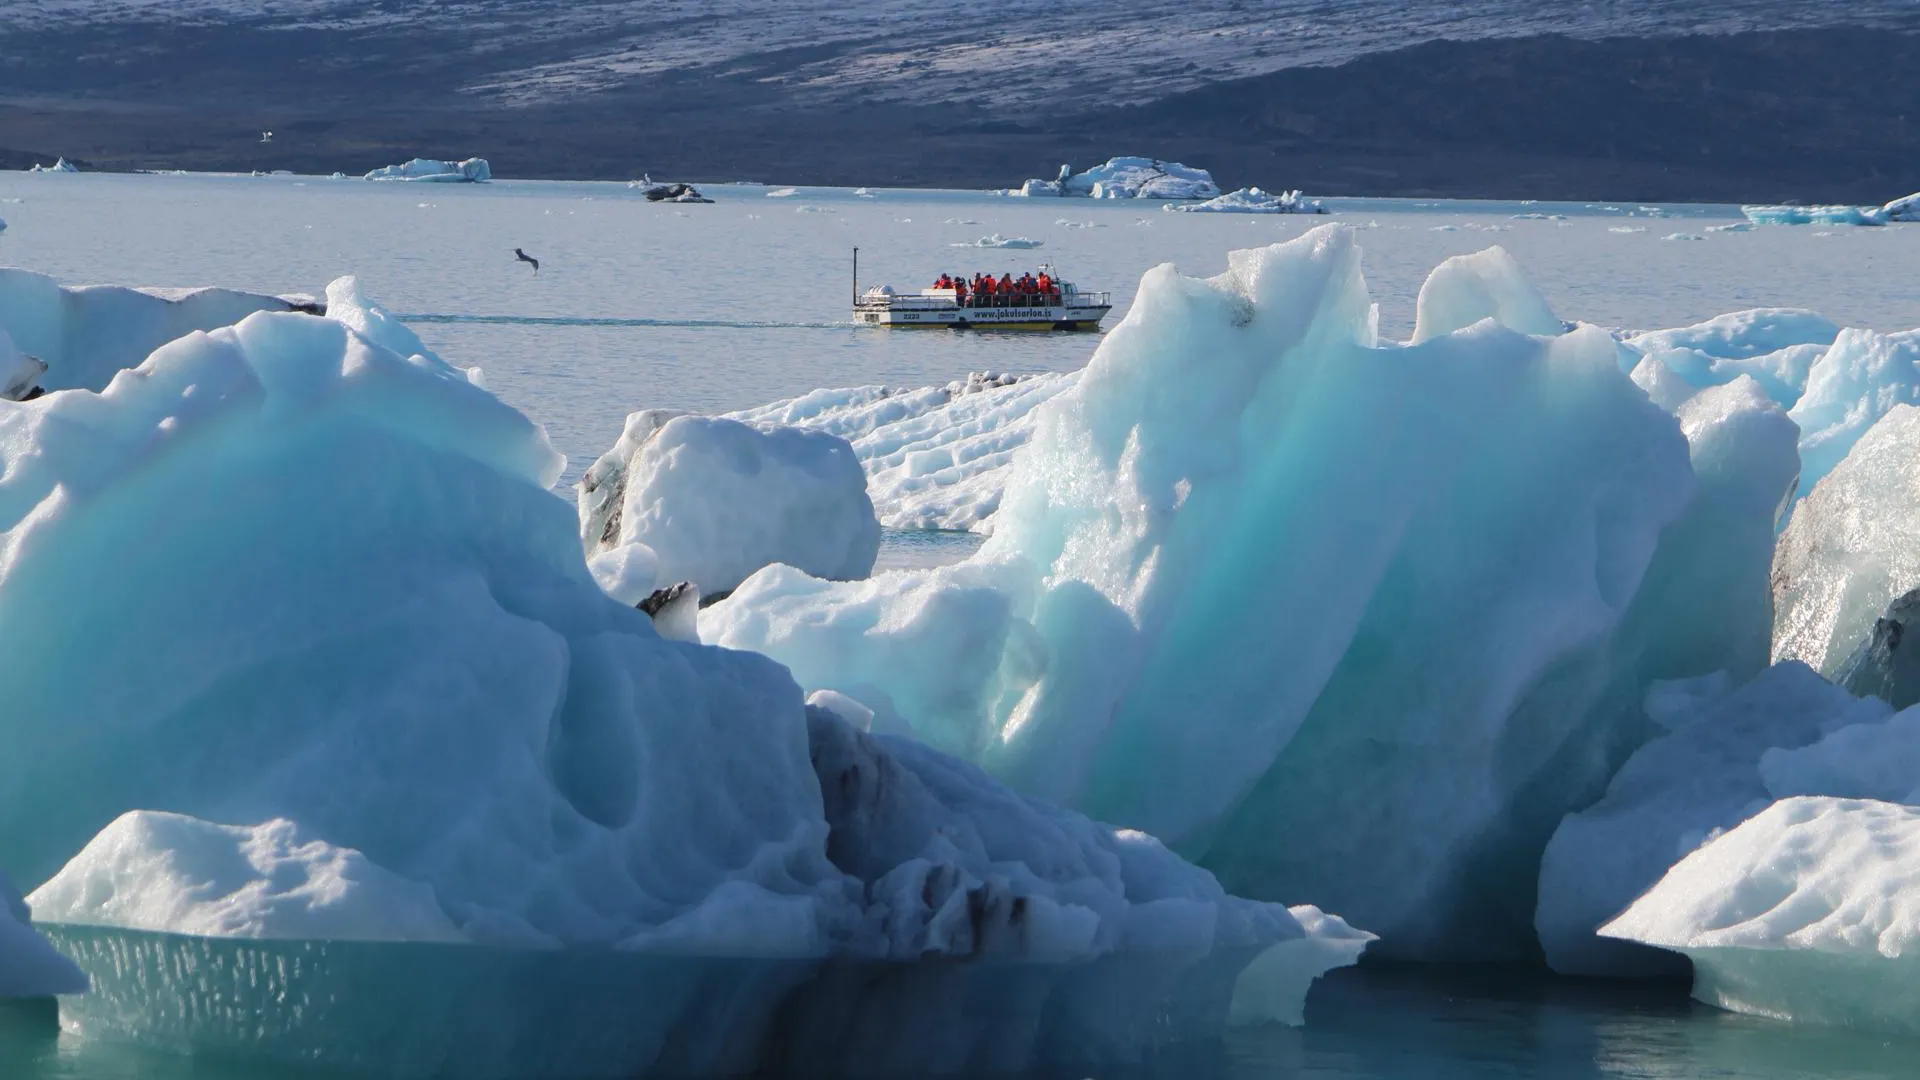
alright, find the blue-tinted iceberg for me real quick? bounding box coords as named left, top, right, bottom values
left=1622, top=309, right=1839, bottom=410
left=1886, top=191, right=1920, bottom=222
left=364, top=157, right=491, bottom=183
left=27, top=158, right=77, bottom=174
left=1601, top=797, right=1920, bottom=1035
left=1010, top=158, right=1220, bottom=200
left=1741, top=204, right=1889, bottom=227
left=1785, top=329, right=1920, bottom=500
left=708, top=226, right=1786, bottom=960
left=0, top=268, right=315, bottom=392
left=0, top=279, right=1355, bottom=1073
left=578, top=411, right=880, bottom=598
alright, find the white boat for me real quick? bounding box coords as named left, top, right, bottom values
left=851, top=252, right=1111, bottom=331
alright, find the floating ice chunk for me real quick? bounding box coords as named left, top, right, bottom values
left=1166, top=187, right=1326, bottom=215
left=1411, top=245, right=1562, bottom=342
left=30, top=812, right=467, bottom=943
left=724, top=372, right=1075, bottom=534
left=1536, top=663, right=1889, bottom=976
left=1787, top=329, right=1920, bottom=499
left=1230, top=906, right=1375, bottom=1027
left=1742, top=204, right=1888, bottom=226
left=579, top=413, right=878, bottom=597
left=1774, top=405, right=1920, bottom=672
left=363, top=157, right=490, bottom=182
left=1624, top=309, right=1838, bottom=409
left=1706, top=221, right=1755, bottom=233
left=1662, top=232, right=1707, bottom=241
left=712, top=226, right=1765, bottom=961
left=27, top=158, right=77, bottom=174
left=1008, top=158, right=1220, bottom=200
left=587, top=542, right=661, bottom=607
left=1885, top=191, right=1920, bottom=222
left=1601, top=797, right=1920, bottom=1035
left=0, top=268, right=317, bottom=392
left=765, top=187, right=798, bottom=197
left=952, top=234, right=1043, bottom=249
left=1609, top=225, right=1647, bottom=233
left=1, top=869, right=86, bottom=998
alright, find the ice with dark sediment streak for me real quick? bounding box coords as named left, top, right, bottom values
left=0, top=277, right=1359, bottom=1075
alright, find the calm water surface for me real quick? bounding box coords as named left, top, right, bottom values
left=3, top=172, right=1919, bottom=1077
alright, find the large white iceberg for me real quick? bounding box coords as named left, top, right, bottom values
left=0, top=268, right=316, bottom=392
left=1601, top=797, right=1920, bottom=1036
left=1886, top=191, right=1920, bottom=222
left=707, top=226, right=1785, bottom=961
left=363, top=157, right=492, bottom=183
left=1, top=869, right=86, bottom=999
left=1166, top=187, right=1326, bottom=215
left=578, top=411, right=880, bottom=598
left=27, top=158, right=78, bottom=174
left=1773, top=405, right=1920, bottom=674
left=723, top=371, right=1075, bottom=534
left=0, top=277, right=1353, bottom=1073
left=1009, top=157, right=1220, bottom=200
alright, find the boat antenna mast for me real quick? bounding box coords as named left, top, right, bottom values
left=852, top=247, right=859, bottom=306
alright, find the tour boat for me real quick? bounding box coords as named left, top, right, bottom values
left=851, top=250, right=1111, bottom=331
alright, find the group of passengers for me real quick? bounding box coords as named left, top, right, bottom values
left=933, top=271, right=1062, bottom=307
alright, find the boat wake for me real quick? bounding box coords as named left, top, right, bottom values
left=397, top=313, right=855, bottom=330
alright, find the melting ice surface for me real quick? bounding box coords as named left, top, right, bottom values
left=8, top=174, right=1920, bottom=1077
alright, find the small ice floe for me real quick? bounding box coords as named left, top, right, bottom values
left=1609, top=226, right=1647, bottom=234
left=1742, top=204, right=1888, bottom=227
left=364, top=157, right=490, bottom=183
left=766, top=187, right=798, bottom=197
left=1662, top=232, right=1706, bottom=241
left=1165, top=187, right=1327, bottom=215
left=951, top=234, right=1042, bottom=249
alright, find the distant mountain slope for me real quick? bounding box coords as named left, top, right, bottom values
left=1, top=0, right=1910, bottom=111
left=0, top=9, right=1916, bottom=202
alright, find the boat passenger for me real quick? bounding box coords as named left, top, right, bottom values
left=954, top=278, right=968, bottom=306
left=935, top=274, right=951, bottom=290
left=1000, top=273, right=1015, bottom=306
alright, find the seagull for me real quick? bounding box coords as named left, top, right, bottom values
left=260, top=131, right=273, bottom=143
left=514, top=248, right=540, bottom=274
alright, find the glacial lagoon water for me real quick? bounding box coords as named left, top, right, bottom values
left=5, top=171, right=1920, bottom=1077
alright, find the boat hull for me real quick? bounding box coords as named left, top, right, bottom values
left=854, top=304, right=1109, bottom=331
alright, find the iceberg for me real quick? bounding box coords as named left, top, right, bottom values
left=1741, top=204, right=1889, bottom=227
left=1622, top=309, right=1839, bottom=410
left=577, top=411, right=880, bottom=599
left=1009, top=158, right=1221, bottom=200
left=1885, top=191, right=1920, bottom=222
left=722, top=371, right=1075, bottom=533
left=363, top=157, right=491, bottom=183
left=952, top=234, right=1043, bottom=249
left=707, top=226, right=1783, bottom=961
left=1, top=869, right=86, bottom=999
left=0, top=327, right=47, bottom=401
left=0, top=268, right=319, bottom=392
left=0, top=276, right=1352, bottom=1072
left=1773, top=405, right=1920, bottom=674
left=1832, top=586, right=1920, bottom=708
left=27, top=158, right=78, bottom=174
left=1166, top=187, right=1327, bottom=215
left=1535, top=663, right=1890, bottom=977
left=1601, top=797, right=1920, bottom=1036
left=1784, top=329, right=1920, bottom=500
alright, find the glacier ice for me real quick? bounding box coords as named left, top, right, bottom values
left=1773, top=405, right=1920, bottom=674
left=709, top=225, right=1783, bottom=960
left=578, top=411, right=879, bottom=598
left=1622, top=308, right=1838, bottom=410
left=1009, top=157, right=1220, bottom=200
left=1831, top=586, right=1920, bottom=708
left=0, top=278, right=1352, bottom=1072
left=0, top=268, right=315, bottom=393
left=1166, top=187, right=1327, bottom=215
left=1535, top=663, right=1889, bottom=977
left=1886, top=191, right=1920, bottom=222
left=722, top=371, right=1074, bottom=533
left=27, top=158, right=78, bottom=174
left=1785, top=328, right=1920, bottom=500
left=363, top=157, right=492, bottom=182
left=1410, top=245, right=1562, bottom=343
left=0, top=326, right=47, bottom=401
left=1741, top=204, right=1889, bottom=227
left=1601, top=797, right=1920, bottom=1036
left=1, top=870, right=86, bottom=999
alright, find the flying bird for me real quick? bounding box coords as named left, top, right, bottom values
left=514, top=248, right=540, bottom=274
left=260, top=131, right=273, bottom=143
